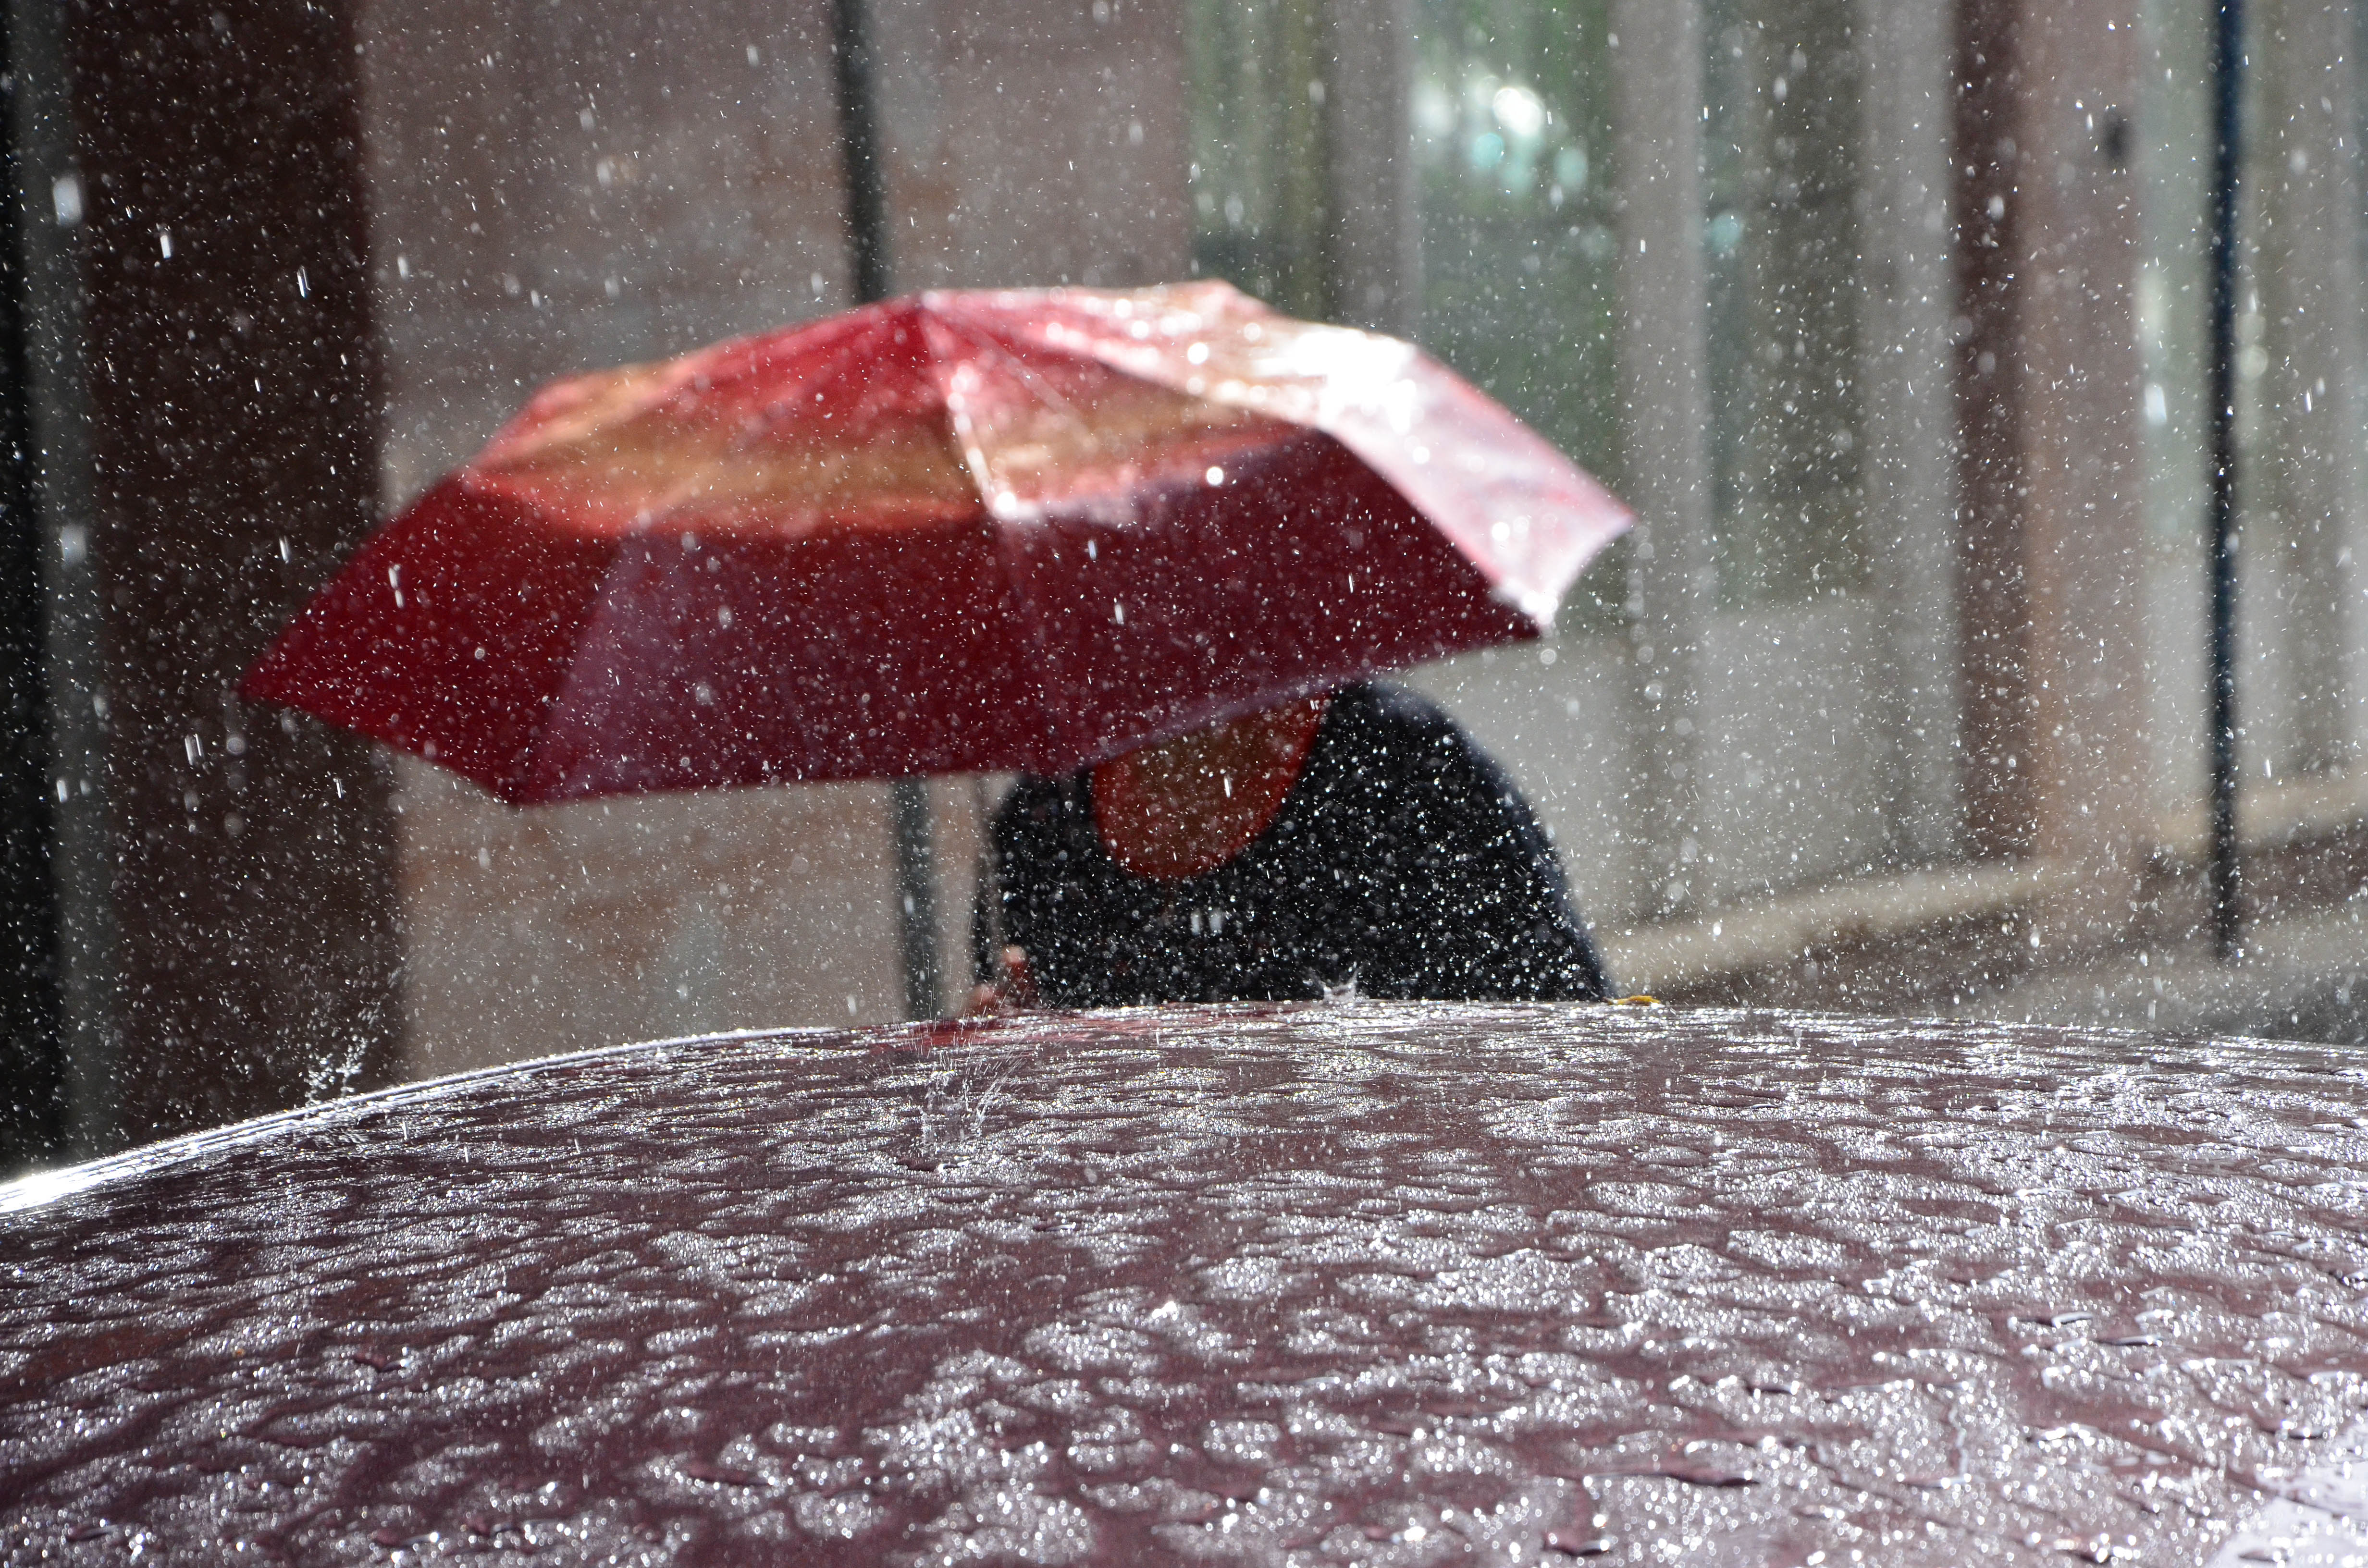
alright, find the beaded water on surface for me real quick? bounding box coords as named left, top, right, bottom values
left=6, top=1003, right=2368, bottom=1564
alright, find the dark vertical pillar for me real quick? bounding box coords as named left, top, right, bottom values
left=1952, top=0, right=2150, bottom=943
left=67, top=0, right=402, bottom=1144
left=0, top=0, right=65, bottom=1170
left=1952, top=0, right=2038, bottom=861
left=14, top=0, right=115, bottom=1162
left=2206, top=0, right=2244, bottom=957
left=833, top=0, right=893, bottom=306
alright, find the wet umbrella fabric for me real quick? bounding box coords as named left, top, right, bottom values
left=242, top=281, right=1630, bottom=802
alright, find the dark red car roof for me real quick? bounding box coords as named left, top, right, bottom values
left=5, top=1004, right=2367, bottom=1564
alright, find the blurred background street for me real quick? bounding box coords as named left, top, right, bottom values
left=8, top=0, right=2368, bottom=1168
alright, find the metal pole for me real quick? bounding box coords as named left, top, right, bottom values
left=2207, top=0, right=2245, bottom=960
left=831, top=0, right=892, bottom=308
left=831, top=0, right=941, bottom=1018
left=888, top=778, right=940, bottom=1019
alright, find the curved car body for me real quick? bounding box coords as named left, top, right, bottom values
left=4, top=1003, right=2366, bottom=1563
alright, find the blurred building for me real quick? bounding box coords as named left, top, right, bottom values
left=5, top=0, right=2367, bottom=1168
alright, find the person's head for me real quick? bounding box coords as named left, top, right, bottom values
left=1090, top=693, right=1329, bottom=878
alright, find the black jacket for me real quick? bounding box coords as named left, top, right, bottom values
left=975, top=681, right=1610, bottom=1007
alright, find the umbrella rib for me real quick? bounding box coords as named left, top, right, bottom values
left=502, top=517, right=682, bottom=802
left=919, top=305, right=1077, bottom=775
left=925, top=310, right=1106, bottom=459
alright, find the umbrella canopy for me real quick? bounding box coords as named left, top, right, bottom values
left=243, top=281, right=1629, bottom=802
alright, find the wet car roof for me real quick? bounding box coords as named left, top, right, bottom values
left=4, top=1003, right=2367, bottom=1564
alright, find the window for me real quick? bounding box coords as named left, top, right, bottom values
left=1703, top=0, right=1869, bottom=607
left=1189, top=0, right=1628, bottom=629
left=1186, top=0, right=1333, bottom=317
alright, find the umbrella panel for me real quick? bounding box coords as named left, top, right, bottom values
left=973, top=283, right=1628, bottom=623
left=983, top=430, right=1534, bottom=776
left=535, top=505, right=1031, bottom=795
left=481, top=316, right=980, bottom=541
left=242, top=483, right=618, bottom=798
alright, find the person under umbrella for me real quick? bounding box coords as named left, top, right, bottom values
left=972, top=681, right=1609, bottom=1011
left=242, top=282, right=1634, bottom=1018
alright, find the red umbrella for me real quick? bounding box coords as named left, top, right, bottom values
left=243, top=281, right=1629, bottom=801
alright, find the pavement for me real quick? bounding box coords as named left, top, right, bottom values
left=1953, top=890, right=2368, bottom=1044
